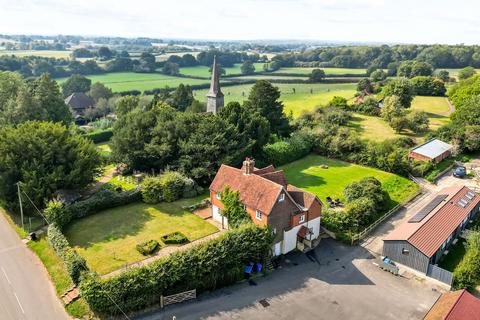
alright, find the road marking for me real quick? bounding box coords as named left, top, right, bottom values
left=1, top=267, right=11, bottom=285
left=14, top=292, right=25, bottom=314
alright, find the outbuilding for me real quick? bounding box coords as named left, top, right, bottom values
left=408, top=138, right=453, bottom=163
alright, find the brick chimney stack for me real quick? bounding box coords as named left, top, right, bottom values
left=243, top=157, right=255, bottom=175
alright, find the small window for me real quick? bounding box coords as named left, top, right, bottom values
left=279, top=193, right=285, bottom=202
left=402, top=248, right=409, bottom=255
left=299, top=215, right=305, bottom=223
left=216, top=192, right=221, bottom=200
left=255, top=210, right=262, bottom=221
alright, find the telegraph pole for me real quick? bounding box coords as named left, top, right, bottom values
left=17, top=183, right=24, bottom=230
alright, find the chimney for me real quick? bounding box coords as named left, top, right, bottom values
left=243, top=157, right=255, bottom=175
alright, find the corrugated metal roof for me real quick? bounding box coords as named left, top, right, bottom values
left=384, top=186, right=480, bottom=257
left=410, top=138, right=453, bottom=159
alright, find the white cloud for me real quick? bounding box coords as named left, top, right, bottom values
left=0, top=0, right=478, bottom=44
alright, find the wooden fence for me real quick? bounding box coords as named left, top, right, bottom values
left=427, top=264, right=453, bottom=286
left=160, top=289, right=196, bottom=308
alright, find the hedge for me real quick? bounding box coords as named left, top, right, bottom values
left=453, top=230, right=480, bottom=290
left=47, top=224, right=87, bottom=284
left=261, top=130, right=315, bottom=167
left=85, top=129, right=113, bottom=144
left=48, top=189, right=142, bottom=228
left=79, top=223, right=273, bottom=315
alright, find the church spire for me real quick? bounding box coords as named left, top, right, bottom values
left=206, top=55, right=224, bottom=114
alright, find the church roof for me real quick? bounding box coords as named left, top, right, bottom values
left=207, top=55, right=224, bottom=98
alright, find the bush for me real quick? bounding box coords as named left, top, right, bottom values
left=85, top=129, right=113, bottom=143
left=159, top=171, right=186, bottom=202
left=136, top=240, right=159, bottom=255
left=80, top=223, right=273, bottom=315
left=410, top=76, right=446, bottom=96
left=262, top=130, right=315, bottom=166
left=161, top=232, right=188, bottom=245
left=44, top=200, right=69, bottom=227
left=141, top=177, right=163, bottom=203
left=141, top=171, right=202, bottom=204
left=47, top=224, right=86, bottom=284
left=453, top=230, right=480, bottom=290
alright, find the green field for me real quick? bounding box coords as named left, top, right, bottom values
left=280, top=155, right=419, bottom=206
left=273, top=67, right=367, bottom=75
left=0, top=50, right=72, bottom=58
left=64, top=194, right=218, bottom=275
left=194, top=82, right=356, bottom=117
left=56, top=72, right=211, bottom=92
left=180, top=63, right=266, bottom=77
left=350, top=96, right=452, bottom=142
left=440, top=68, right=480, bottom=80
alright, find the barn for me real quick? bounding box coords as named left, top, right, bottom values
left=408, top=138, right=453, bottom=163
left=383, top=186, right=480, bottom=282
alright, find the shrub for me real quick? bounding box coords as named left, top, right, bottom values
left=44, top=200, right=69, bottom=227
left=453, top=230, right=480, bottom=290
left=136, top=240, right=160, bottom=255
left=159, top=171, right=186, bottom=202
left=161, top=232, right=188, bottom=245
left=141, top=171, right=201, bottom=204
left=47, top=224, right=86, bottom=284
left=262, top=130, right=315, bottom=166
left=85, top=129, right=113, bottom=143
left=80, top=223, right=273, bottom=315
left=141, top=177, right=163, bottom=203
left=410, top=76, right=446, bottom=96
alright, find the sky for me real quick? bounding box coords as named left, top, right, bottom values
left=0, top=0, right=479, bottom=45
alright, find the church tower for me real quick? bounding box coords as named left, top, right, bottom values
left=206, top=56, right=224, bottom=114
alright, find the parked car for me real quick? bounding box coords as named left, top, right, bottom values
left=453, top=166, right=467, bottom=178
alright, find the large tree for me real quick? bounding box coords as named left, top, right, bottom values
left=382, top=78, right=415, bottom=107
left=240, top=61, right=255, bottom=75
left=245, top=80, right=291, bottom=137
left=0, top=121, right=101, bottom=210
left=61, top=74, right=92, bottom=97
left=89, top=82, right=113, bottom=102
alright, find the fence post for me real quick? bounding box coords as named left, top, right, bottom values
left=160, top=295, right=164, bottom=309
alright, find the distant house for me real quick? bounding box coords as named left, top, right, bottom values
left=210, top=158, right=322, bottom=256
left=409, top=138, right=453, bottom=163
left=383, top=186, right=480, bottom=283
left=424, top=289, right=480, bottom=320
left=64, top=92, right=95, bottom=117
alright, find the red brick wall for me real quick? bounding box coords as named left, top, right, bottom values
left=290, top=199, right=322, bottom=227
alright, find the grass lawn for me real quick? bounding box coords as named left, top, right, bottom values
left=64, top=194, right=218, bottom=275
left=411, top=96, right=451, bottom=130
left=28, top=237, right=92, bottom=318
left=0, top=50, right=72, bottom=58
left=349, top=113, right=403, bottom=141
left=440, top=68, right=480, bottom=80
left=96, top=141, right=112, bottom=157
left=280, top=155, right=419, bottom=207
left=56, top=72, right=211, bottom=92
left=273, top=67, right=367, bottom=75
left=180, top=63, right=265, bottom=77
left=194, top=82, right=356, bottom=117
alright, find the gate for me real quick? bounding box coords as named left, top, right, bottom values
left=160, top=289, right=197, bottom=308
left=427, top=264, right=453, bottom=286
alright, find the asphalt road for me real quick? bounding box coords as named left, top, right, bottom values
left=0, top=213, right=68, bottom=320
left=136, top=238, right=441, bottom=320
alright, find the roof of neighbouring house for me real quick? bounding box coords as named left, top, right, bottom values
left=410, top=138, right=453, bottom=159
left=424, top=290, right=480, bottom=320
left=210, top=161, right=320, bottom=216
left=64, top=92, right=95, bottom=111
left=384, top=185, right=480, bottom=257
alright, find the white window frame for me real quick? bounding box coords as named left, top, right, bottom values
left=216, top=192, right=221, bottom=200
left=299, top=214, right=305, bottom=223
left=255, top=210, right=262, bottom=221
left=278, top=193, right=285, bottom=202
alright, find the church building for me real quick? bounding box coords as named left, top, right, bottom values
left=206, top=56, right=224, bottom=114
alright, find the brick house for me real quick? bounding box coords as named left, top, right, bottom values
left=209, top=158, right=322, bottom=256
left=408, top=138, right=453, bottom=163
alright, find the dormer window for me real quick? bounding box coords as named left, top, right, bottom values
left=216, top=192, right=221, bottom=200
left=279, top=193, right=285, bottom=202
left=255, top=210, right=262, bottom=221
left=299, top=214, right=305, bottom=223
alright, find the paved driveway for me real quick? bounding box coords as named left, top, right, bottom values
left=136, top=239, right=441, bottom=320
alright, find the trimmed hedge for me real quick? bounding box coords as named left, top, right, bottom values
left=85, top=129, right=113, bottom=144
left=136, top=240, right=160, bottom=255
left=161, top=232, right=188, bottom=245
left=141, top=171, right=203, bottom=204
left=79, top=223, right=273, bottom=315
left=261, top=130, right=315, bottom=167
left=47, top=224, right=87, bottom=284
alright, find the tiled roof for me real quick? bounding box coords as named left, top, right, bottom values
left=410, top=138, right=453, bottom=159
left=384, top=186, right=480, bottom=257
left=64, top=92, right=95, bottom=111
left=425, top=290, right=480, bottom=320
left=210, top=162, right=318, bottom=215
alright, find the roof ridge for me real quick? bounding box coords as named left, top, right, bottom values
left=407, top=186, right=466, bottom=241
left=445, top=290, right=467, bottom=320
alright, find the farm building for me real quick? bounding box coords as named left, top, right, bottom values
left=383, top=186, right=480, bottom=284
left=210, top=157, right=322, bottom=256
left=424, top=289, right=480, bottom=320
left=409, top=138, right=453, bottom=163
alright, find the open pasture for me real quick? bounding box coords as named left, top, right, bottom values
left=180, top=63, right=266, bottom=77
left=0, top=50, right=72, bottom=58
left=273, top=67, right=367, bottom=75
